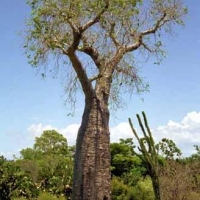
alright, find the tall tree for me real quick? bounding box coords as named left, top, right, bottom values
left=24, top=0, right=187, bottom=199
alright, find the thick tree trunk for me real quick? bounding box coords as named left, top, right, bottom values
left=72, top=94, right=111, bottom=200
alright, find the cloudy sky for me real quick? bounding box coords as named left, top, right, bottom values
left=0, top=0, right=200, bottom=158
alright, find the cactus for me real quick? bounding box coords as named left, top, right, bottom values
left=129, top=111, right=161, bottom=200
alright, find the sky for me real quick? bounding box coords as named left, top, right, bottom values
left=0, top=0, right=200, bottom=158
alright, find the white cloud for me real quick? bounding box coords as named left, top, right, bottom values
left=60, top=124, right=80, bottom=145
left=110, top=122, right=133, bottom=142
left=27, top=123, right=79, bottom=146
left=153, top=111, right=200, bottom=156
left=27, top=123, right=56, bottom=137
left=27, top=111, right=200, bottom=156
left=109, top=112, right=200, bottom=156
left=27, top=122, right=134, bottom=146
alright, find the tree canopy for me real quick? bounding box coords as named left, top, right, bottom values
left=33, top=130, right=68, bottom=154
left=25, top=0, right=187, bottom=108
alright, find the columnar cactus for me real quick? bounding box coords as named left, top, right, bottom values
left=129, top=111, right=161, bottom=200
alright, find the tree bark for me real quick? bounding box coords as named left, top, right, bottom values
left=72, top=90, right=111, bottom=200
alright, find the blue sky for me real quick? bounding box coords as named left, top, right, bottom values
left=0, top=0, right=200, bottom=158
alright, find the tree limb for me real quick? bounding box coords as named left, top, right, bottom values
left=68, top=30, right=94, bottom=97
left=125, top=34, right=142, bottom=52
left=125, top=11, right=168, bottom=53
left=80, top=0, right=109, bottom=32
left=109, top=22, right=121, bottom=47
left=115, top=66, right=137, bottom=81
left=68, top=49, right=94, bottom=98
left=78, top=36, right=103, bottom=71
left=141, top=12, right=167, bottom=36
left=89, top=74, right=101, bottom=82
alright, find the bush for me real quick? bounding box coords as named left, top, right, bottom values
left=37, top=192, right=66, bottom=200
left=111, top=177, right=135, bottom=200
left=111, top=176, right=155, bottom=200
left=130, top=177, right=154, bottom=200
left=111, top=177, right=129, bottom=200
left=12, top=192, right=66, bottom=200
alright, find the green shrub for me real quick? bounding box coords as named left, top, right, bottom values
left=12, top=192, right=66, bottom=200
left=111, top=176, right=155, bottom=200
left=111, top=177, right=129, bottom=200
left=12, top=198, right=26, bottom=200
left=130, top=177, right=154, bottom=200
left=37, top=192, right=66, bottom=200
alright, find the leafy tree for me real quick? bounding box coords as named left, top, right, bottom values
left=34, top=130, right=68, bottom=155
left=111, top=138, right=135, bottom=176
left=18, top=130, right=73, bottom=198
left=20, top=147, right=42, bottom=160
left=110, top=138, right=146, bottom=186
left=156, top=138, right=182, bottom=159
left=24, top=0, right=187, bottom=198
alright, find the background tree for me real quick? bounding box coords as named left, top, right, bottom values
left=34, top=130, right=68, bottom=155
left=110, top=138, right=146, bottom=186
left=156, top=138, right=182, bottom=160
left=111, top=138, right=136, bottom=177
left=24, top=0, right=187, bottom=199
left=18, top=130, right=73, bottom=198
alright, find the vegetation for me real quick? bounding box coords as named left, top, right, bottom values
left=1, top=124, right=200, bottom=200
left=0, top=156, right=38, bottom=200
left=0, top=130, right=73, bottom=200
left=24, top=0, right=187, bottom=198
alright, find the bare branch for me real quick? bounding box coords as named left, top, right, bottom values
left=109, top=22, right=121, bottom=47
left=78, top=36, right=102, bottom=69
left=125, top=34, right=142, bottom=52
left=89, top=74, right=101, bottom=82
left=116, top=66, right=138, bottom=81
left=68, top=48, right=94, bottom=98
left=141, top=43, right=153, bottom=53
left=67, top=27, right=100, bottom=96
left=81, top=0, right=109, bottom=32
left=141, top=12, right=167, bottom=36
left=125, top=11, right=168, bottom=53
left=109, top=47, right=126, bottom=67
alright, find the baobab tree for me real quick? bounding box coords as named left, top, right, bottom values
left=24, top=0, right=187, bottom=199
